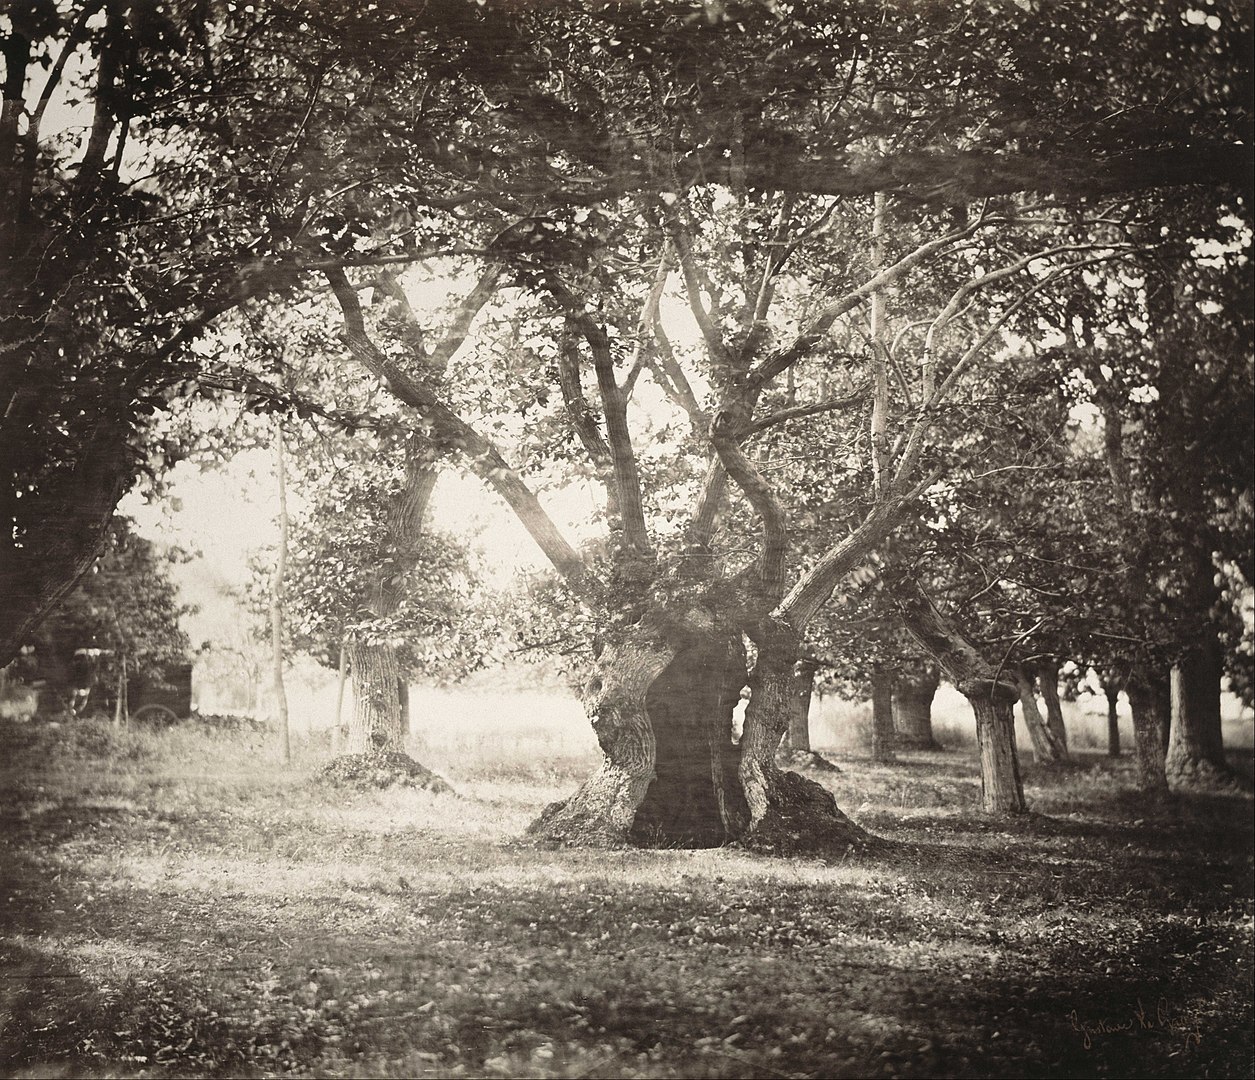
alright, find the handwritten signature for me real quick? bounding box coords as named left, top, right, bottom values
left=1069, top=998, right=1202, bottom=1051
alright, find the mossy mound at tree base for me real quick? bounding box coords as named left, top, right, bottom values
left=737, top=769, right=882, bottom=858
left=775, top=747, right=842, bottom=773
left=317, top=752, right=454, bottom=794
left=1166, top=756, right=1254, bottom=795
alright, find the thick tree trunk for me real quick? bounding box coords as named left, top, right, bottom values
left=331, top=449, right=449, bottom=789
left=892, top=659, right=941, bottom=750
left=966, top=682, right=1027, bottom=813
left=1127, top=668, right=1169, bottom=793
left=784, top=658, right=816, bottom=752
left=1017, top=665, right=1066, bottom=764
left=345, top=639, right=404, bottom=754
left=870, top=664, right=897, bottom=762
left=530, top=612, right=869, bottom=852
left=1037, top=658, right=1069, bottom=754
left=1165, top=638, right=1234, bottom=790
left=893, top=576, right=1026, bottom=814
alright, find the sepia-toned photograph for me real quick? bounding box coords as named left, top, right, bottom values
left=1, top=1, right=1251, bottom=1076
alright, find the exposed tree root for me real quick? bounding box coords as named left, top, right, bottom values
left=317, top=752, right=454, bottom=794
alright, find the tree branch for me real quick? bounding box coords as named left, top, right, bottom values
left=710, top=411, right=788, bottom=592
left=545, top=275, right=652, bottom=556
left=624, top=246, right=672, bottom=397
left=664, top=207, right=731, bottom=370
left=324, top=266, right=588, bottom=587
left=750, top=218, right=981, bottom=391
left=773, top=469, right=937, bottom=633
left=557, top=322, right=613, bottom=467
left=744, top=380, right=869, bottom=436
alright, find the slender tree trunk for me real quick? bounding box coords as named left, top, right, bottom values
left=1017, top=665, right=1066, bottom=764
left=398, top=677, right=410, bottom=738
left=1037, top=657, right=1069, bottom=754
left=1101, top=675, right=1122, bottom=757
left=784, top=658, right=816, bottom=752
left=332, top=641, right=348, bottom=752
left=271, top=432, right=291, bottom=765
left=870, top=664, right=896, bottom=763
left=113, top=658, right=127, bottom=728
left=892, top=659, right=941, bottom=750
left=1165, top=638, right=1234, bottom=789
left=1127, top=667, right=1169, bottom=793
left=967, top=684, right=1026, bottom=813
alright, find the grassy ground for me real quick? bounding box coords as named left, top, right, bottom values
left=0, top=712, right=1251, bottom=1079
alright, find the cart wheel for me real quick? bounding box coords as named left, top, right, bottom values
left=131, top=704, right=180, bottom=726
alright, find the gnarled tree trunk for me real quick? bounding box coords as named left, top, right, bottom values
left=1127, top=667, right=1169, bottom=793
left=530, top=610, right=868, bottom=852
left=341, top=451, right=439, bottom=761
left=892, top=659, right=941, bottom=750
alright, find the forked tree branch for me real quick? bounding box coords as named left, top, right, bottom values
left=324, top=266, right=588, bottom=588
left=749, top=216, right=984, bottom=391
left=745, top=380, right=868, bottom=436
left=665, top=207, right=732, bottom=370
left=544, top=274, right=653, bottom=555
left=774, top=467, right=940, bottom=632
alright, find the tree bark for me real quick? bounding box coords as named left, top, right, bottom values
left=271, top=431, right=291, bottom=765
left=342, top=449, right=441, bottom=763
left=332, top=642, right=348, bottom=752
left=784, top=658, right=816, bottom=752
left=1037, top=657, right=1069, bottom=754
left=893, top=575, right=1026, bottom=813
left=530, top=610, right=868, bottom=852
left=345, top=638, right=404, bottom=754
left=1127, top=667, right=1169, bottom=793
left=870, top=664, right=897, bottom=763
left=1106, top=685, right=1120, bottom=757
left=1165, top=638, right=1234, bottom=790
left=892, top=659, right=941, bottom=750
left=1017, top=665, right=1066, bottom=764
left=967, top=682, right=1026, bottom=813
left=398, top=677, right=410, bottom=738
